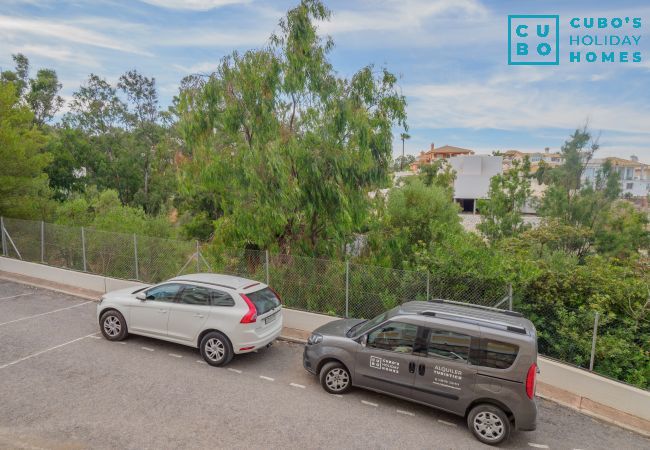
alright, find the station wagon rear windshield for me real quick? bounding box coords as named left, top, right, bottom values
left=246, top=288, right=280, bottom=316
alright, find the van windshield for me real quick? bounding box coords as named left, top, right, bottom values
left=348, top=306, right=399, bottom=337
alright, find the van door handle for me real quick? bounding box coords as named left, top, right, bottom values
left=408, top=362, right=415, bottom=373
left=418, top=364, right=426, bottom=376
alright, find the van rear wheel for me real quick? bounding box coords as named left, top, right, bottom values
left=468, top=404, right=511, bottom=445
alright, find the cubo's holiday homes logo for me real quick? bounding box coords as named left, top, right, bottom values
left=508, top=15, right=643, bottom=65
left=508, top=15, right=560, bottom=65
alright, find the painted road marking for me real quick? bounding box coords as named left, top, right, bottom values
left=528, top=444, right=549, bottom=449
left=169, top=353, right=183, bottom=358
left=0, top=333, right=99, bottom=370
left=0, top=293, right=32, bottom=301
left=290, top=383, right=306, bottom=389
left=260, top=375, right=275, bottom=381
left=88, top=335, right=102, bottom=339
left=0, top=301, right=92, bottom=326
left=332, top=394, right=343, bottom=398
left=361, top=400, right=378, bottom=407
left=438, top=419, right=457, bottom=427
left=228, top=368, right=242, bottom=374
left=396, top=410, right=415, bottom=416
left=141, top=347, right=154, bottom=352
left=196, top=360, right=206, bottom=364
left=117, top=342, right=126, bottom=345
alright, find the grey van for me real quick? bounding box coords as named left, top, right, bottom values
left=303, top=300, right=538, bottom=445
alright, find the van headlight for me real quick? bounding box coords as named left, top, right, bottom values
left=307, top=333, right=323, bottom=345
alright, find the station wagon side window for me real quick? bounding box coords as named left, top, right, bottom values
left=145, top=283, right=182, bottom=302
left=178, top=285, right=212, bottom=306
left=478, top=340, right=519, bottom=369
left=366, top=321, right=418, bottom=354
left=426, top=328, right=472, bottom=362
left=211, top=290, right=235, bottom=307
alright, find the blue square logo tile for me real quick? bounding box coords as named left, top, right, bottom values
left=508, top=15, right=560, bottom=65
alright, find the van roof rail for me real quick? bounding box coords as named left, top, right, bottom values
left=418, top=309, right=527, bottom=335
left=429, top=299, right=523, bottom=317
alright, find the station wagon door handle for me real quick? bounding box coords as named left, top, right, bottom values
left=408, top=362, right=415, bottom=373
left=192, top=313, right=205, bottom=318
left=418, top=364, right=426, bottom=376
left=157, top=309, right=168, bottom=314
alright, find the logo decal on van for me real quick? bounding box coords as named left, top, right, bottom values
left=370, top=356, right=399, bottom=374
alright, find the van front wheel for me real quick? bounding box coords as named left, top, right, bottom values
left=468, top=404, right=511, bottom=445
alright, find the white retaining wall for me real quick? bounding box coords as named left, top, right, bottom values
left=0, top=256, right=648, bottom=423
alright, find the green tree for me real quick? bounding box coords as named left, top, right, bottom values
left=0, top=82, right=51, bottom=218
left=26, top=69, right=64, bottom=125
left=419, top=158, right=456, bottom=195
left=477, top=157, right=532, bottom=241
left=177, top=0, right=406, bottom=255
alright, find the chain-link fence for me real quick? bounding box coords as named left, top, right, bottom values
left=1, top=216, right=646, bottom=388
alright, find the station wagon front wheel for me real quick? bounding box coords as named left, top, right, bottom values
left=468, top=404, right=511, bottom=445
left=320, top=362, right=351, bottom=394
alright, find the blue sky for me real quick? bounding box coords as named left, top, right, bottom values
left=1, top=0, right=649, bottom=162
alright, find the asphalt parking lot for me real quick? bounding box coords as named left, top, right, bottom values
left=0, top=279, right=648, bottom=450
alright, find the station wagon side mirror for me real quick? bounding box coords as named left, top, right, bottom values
left=136, top=292, right=146, bottom=301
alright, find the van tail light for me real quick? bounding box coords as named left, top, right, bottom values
left=239, top=294, right=257, bottom=324
left=269, top=287, right=282, bottom=304
left=526, top=362, right=537, bottom=399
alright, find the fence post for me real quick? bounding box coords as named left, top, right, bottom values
left=426, top=272, right=430, bottom=302
left=265, top=250, right=270, bottom=285
left=345, top=261, right=350, bottom=318
left=133, top=234, right=139, bottom=280
left=196, top=240, right=200, bottom=272
left=81, top=227, right=87, bottom=272
left=508, top=284, right=513, bottom=311
left=589, top=312, right=600, bottom=372
left=0, top=216, right=6, bottom=257
left=40, top=221, right=45, bottom=263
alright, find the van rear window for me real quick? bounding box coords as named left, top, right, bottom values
left=246, top=288, right=280, bottom=316
left=478, top=340, right=519, bottom=369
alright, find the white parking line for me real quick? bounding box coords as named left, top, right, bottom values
left=196, top=360, right=206, bottom=364
left=0, top=301, right=92, bottom=326
left=141, top=347, right=154, bottom=352
left=361, top=400, right=378, bottom=407
left=88, top=335, right=102, bottom=339
left=396, top=410, right=415, bottom=416
left=438, top=419, right=457, bottom=427
left=168, top=353, right=183, bottom=358
left=0, top=293, right=32, bottom=301
left=528, top=444, right=549, bottom=449
left=117, top=342, right=126, bottom=345
left=260, top=375, right=275, bottom=381
left=228, top=368, right=242, bottom=374
left=0, top=333, right=99, bottom=370
left=289, top=383, right=306, bottom=389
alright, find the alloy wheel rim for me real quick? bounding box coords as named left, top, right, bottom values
left=325, top=368, right=349, bottom=392
left=205, top=338, right=225, bottom=362
left=473, top=411, right=505, bottom=441
left=104, top=316, right=121, bottom=337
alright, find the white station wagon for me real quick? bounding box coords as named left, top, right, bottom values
left=97, top=273, right=283, bottom=366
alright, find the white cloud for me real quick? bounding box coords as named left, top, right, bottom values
left=404, top=78, right=650, bottom=135
left=0, top=15, right=150, bottom=55
left=12, top=44, right=100, bottom=67
left=139, top=0, right=250, bottom=11
left=173, top=61, right=219, bottom=73
left=160, top=28, right=270, bottom=48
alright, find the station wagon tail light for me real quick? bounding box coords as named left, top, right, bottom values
left=526, top=362, right=537, bottom=399
left=239, top=294, right=257, bottom=324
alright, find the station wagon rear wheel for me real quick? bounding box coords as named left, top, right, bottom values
left=200, top=331, right=233, bottom=367
left=100, top=310, right=128, bottom=341
left=320, top=362, right=351, bottom=394
left=468, top=404, right=511, bottom=445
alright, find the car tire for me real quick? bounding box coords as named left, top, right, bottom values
left=200, top=331, right=233, bottom=367
left=467, top=404, right=511, bottom=446
left=100, top=310, right=128, bottom=341
left=319, top=361, right=352, bottom=394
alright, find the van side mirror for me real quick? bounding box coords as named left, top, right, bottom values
left=136, top=292, right=146, bottom=301
left=359, top=335, right=368, bottom=347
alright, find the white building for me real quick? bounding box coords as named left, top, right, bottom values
left=447, top=155, right=503, bottom=213
left=583, top=156, right=650, bottom=198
